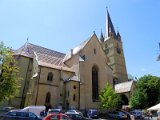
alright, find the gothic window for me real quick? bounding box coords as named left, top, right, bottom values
left=73, top=94, right=76, bottom=101
left=45, top=92, right=51, bottom=104
left=47, top=72, right=53, bottom=81
left=94, top=48, right=96, bottom=55
left=92, top=66, right=99, bottom=101
left=105, top=44, right=108, bottom=48
left=68, top=91, right=69, bottom=97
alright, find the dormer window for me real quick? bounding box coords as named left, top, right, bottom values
left=47, top=72, right=53, bottom=81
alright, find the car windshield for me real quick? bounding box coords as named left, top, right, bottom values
left=91, top=110, right=98, bottom=113
left=68, top=110, right=76, bottom=112
left=52, top=109, right=60, bottom=112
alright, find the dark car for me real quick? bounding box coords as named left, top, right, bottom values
left=121, top=111, right=132, bottom=120
left=87, top=109, right=99, bottom=119
left=108, top=111, right=127, bottom=120
left=130, top=110, right=144, bottom=119
left=66, top=113, right=90, bottom=120
left=1, top=111, right=42, bottom=120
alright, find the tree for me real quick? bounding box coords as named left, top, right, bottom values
left=0, top=42, right=21, bottom=103
left=99, top=83, right=120, bottom=109
left=129, top=90, right=148, bottom=109
left=130, top=75, right=160, bottom=108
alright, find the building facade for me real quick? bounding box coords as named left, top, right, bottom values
left=10, top=10, right=130, bottom=109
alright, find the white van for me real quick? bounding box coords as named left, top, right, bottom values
left=21, top=105, right=46, bottom=116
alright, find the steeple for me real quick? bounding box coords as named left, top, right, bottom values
left=105, top=9, right=116, bottom=40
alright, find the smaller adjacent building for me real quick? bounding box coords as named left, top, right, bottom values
left=115, top=80, right=136, bottom=105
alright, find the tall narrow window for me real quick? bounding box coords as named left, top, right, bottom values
left=45, top=92, right=51, bottom=104
left=94, top=48, right=96, bottom=54
left=47, top=72, right=53, bottom=81
left=73, top=94, right=76, bottom=101
left=92, top=66, right=99, bottom=101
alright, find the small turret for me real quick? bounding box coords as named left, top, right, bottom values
left=100, top=31, right=104, bottom=43
left=116, top=31, right=121, bottom=41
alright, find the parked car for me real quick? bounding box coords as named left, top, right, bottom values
left=108, top=111, right=127, bottom=119
left=87, top=109, right=99, bottom=119
left=66, top=110, right=83, bottom=116
left=0, top=106, right=16, bottom=116
left=2, top=107, right=15, bottom=112
left=43, top=113, right=72, bottom=120
left=48, top=108, right=64, bottom=114
left=21, top=105, right=46, bottom=116
left=1, top=111, right=42, bottom=120
left=121, top=111, right=132, bottom=120
left=66, top=113, right=90, bottom=120
left=130, top=109, right=144, bottom=119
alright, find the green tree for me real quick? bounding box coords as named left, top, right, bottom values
left=129, top=90, right=148, bottom=109
left=130, top=75, right=160, bottom=108
left=0, top=42, right=21, bottom=103
left=99, top=83, right=120, bottom=109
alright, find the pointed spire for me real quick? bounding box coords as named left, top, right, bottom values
left=105, top=8, right=116, bottom=40
left=100, top=29, right=104, bottom=42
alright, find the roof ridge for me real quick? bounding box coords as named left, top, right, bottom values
left=27, top=42, right=65, bottom=56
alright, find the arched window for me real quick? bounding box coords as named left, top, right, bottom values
left=92, top=66, right=99, bottom=101
left=73, top=94, right=76, bottom=101
left=45, top=92, right=51, bottom=104
left=47, top=72, right=53, bottom=81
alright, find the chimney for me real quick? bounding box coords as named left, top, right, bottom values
left=71, top=49, right=73, bottom=56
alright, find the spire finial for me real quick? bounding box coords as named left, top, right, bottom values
left=27, top=36, right=29, bottom=43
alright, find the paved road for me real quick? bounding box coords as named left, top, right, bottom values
left=92, top=117, right=158, bottom=120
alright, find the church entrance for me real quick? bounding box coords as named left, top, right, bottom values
left=120, top=94, right=129, bottom=105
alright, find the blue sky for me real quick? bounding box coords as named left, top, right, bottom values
left=0, top=0, right=160, bottom=78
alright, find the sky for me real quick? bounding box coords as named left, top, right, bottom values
left=0, top=0, right=160, bottom=78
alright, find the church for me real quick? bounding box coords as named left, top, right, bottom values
left=11, top=10, right=133, bottom=109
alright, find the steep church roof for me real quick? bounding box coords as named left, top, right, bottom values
left=63, top=34, right=93, bottom=62
left=14, top=42, right=72, bottom=70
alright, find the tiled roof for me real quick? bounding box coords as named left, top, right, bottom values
left=115, top=80, right=133, bottom=93
left=14, top=42, right=65, bottom=58
left=14, top=42, right=72, bottom=71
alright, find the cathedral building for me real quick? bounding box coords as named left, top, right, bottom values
left=10, top=10, right=132, bottom=109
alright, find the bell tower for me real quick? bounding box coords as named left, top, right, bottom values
left=101, top=10, right=128, bottom=84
